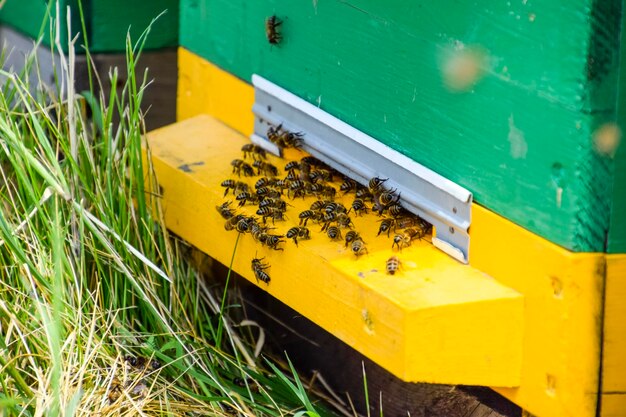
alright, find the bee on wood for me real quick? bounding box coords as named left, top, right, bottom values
left=351, top=239, right=368, bottom=257
left=320, top=185, right=336, bottom=200
left=259, top=197, right=288, bottom=211
left=344, top=230, right=362, bottom=248
left=300, top=156, right=324, bottom=167
left=310, top=200, right=329, bottom=211
left=284, top=161, right=300, bottom=172
left=286, top=226, right=310, bottom=246
left=216, top=201, right=235, bottom=219
left=349, top=198, right=368, bottom=216
left=225, top=214, right=245, bottom=231
left=340, top=178, right=358, bottom=194
left=236, top=218, right=251, bottom=233
left=255, top=177, right=277, bottom=189
left=326, top=225, right=342, bottom=241
left=336, top=213, right=353, bottom=229
left=356, top=187, right=375, bottom=202
left=251, top=256, right=271, bottom=284
left=265, top=15, right=282, bottom=45
left=392, top=233, right=411, bottom=251
left=250, top=222, right=270, bottom=242
left=387, top=204, right=407, bottom=218
left=325, top=202, right=347, bottom=214
left=386, top=256, right=401, bottom=275
left=368, top=177, right=388, bottom=194
left=299, top=210, right=316, bottom=226
left=288, top=180, right=307, bottom=199
left=257, top=207, right=286, bottom=223
left=231, top=159, right=255, bottom=177
left=377, top=218, right=396, bottom=237
left=236, top=192, right=260, bottom=207
left=253, top=160, right=279, bottom=177
left=263, top=234, right=285, bottom=250
left=256, top=187, right=281, bottom=199
left=241, top=143, right=267, bottom=160
left=379, top=189, right=400, bottom=208
left=310, top=169, right=333, bottom=183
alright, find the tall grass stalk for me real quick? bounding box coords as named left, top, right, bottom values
left=0, top=7, right=333, bottom=416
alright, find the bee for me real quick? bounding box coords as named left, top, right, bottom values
left=255, top=177, right=277, bottom=189
left=107, top=376, right=123, bottom=404
left=259, top=197, right=288, bottom=211
left=368, top=177, right=388, bottom=194
left=280, top=130, right=304, bottom=149
left=377, top=218, right=396, bottom=237
left=286, top=226, right=310, bottom=246
left=344, top=230, right=362, bottom=248
left=325, top=202, right=347, bottom=214
left=349, top=198, right=368, bottom=216
left=263, top=234, right=285, bottom=250
left=300, top=156, right=323, bottom=167
left=310, top=169, right=332, bottom=183
left=284, top=161, right=300, bottom=172
left=256, top=207, right=286, bottom=223
left=216, top=201, right=235, bottom=219
left=299, top=210, right=316, bottom=226
left=256, top=187, right=281, bottom=199
left=251, top=256, right=271, bottom=284
left=231, top=159, right=255, bottom=177
left=356, top=187, right=375, bottom=202
left=392, top=232, right=412, bottom=251
left=225, top=214, right=245, bottom=231
left=339, top=179, right=356, bottom=194
left=351, top=239, right=368, bottom=257
left=387, top=204, right=406, bottom=218
left=236, top=218, right=251, bottom=233
left=250, top=222, right=270, bottom=242
left=310, top=200, right=329, bottom=211
left=288, top=180, right=307, bottom=199
left=265, top=15, right=282, bottom=45
left=379, top=189, right=400, bottom=208
left=241, top=143, right=267, bottom=160
left=253, top=160, right=279, bottom=177
left=320, top=185, right=336, bottom=200
left=326, top=225, right=342, bottom=241
left=336, top=213, right=353, bottom=229
left=386, top=256, right=401, bottom=275
left=267, top=123, right=283, bottom=144
left=221, top=179, right=237, bottom=196
left=236, top=192, right=260, bottom=207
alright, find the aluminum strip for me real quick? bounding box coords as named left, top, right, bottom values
left=251, top=75, right=472, bottom=263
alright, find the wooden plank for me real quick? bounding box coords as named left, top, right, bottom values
left=178, top=0, right=621, bottom=252
left=600, top=255, right=626, bottom=416
left=145, top=114, right=524, bottom=386
left=471, top=206, right=604, bottom=417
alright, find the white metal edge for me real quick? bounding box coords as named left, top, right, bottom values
left=252, top=74, right=473, bottom=204
left=432, top=237, right=467, bottom=264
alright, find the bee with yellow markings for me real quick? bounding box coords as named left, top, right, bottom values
left=241, top=143, right=267, bottom=160
left=231, top=159, right=255, bottom=177
left=377, top=218, right=396, bottom=237
left=236, top=192, right=260, bottom=207
left=351, top=238, right=368, bottom=257
left=286, top=226, right=310, bottom=246
left=349, top=198, right=368, bottom=216
left=251, top=256, right=271, bottom=284
left=326, top=225, right=342, bottom=241
left=253, top=160, right=279, bottom=177
left=368, top=177, right=388, bottom=194
left=216, top=201, right=235, bottom=219
left=256, top=207, right=286, bottom=223
left=344, top=230, right=362, bottom=248
left=386, top=256, right=401, bottom=275
left=340, top=178, right=358, bottom=194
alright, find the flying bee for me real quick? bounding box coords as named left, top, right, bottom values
left=286, top=226, right=310, bottom=246
left=265, top=15, right=282, bottom=45
left=344, top=230, right=362, bottom=248
left=284, top=161, right=300, bottom=172
left=368, top=177, right=388, bottom=194
left=378, top=218, right=396, bottom=237
left=236, top=192, right=260, bottom=207
left=340, top=178, right=358, bottom=194
left=351, top=239, right=368, bottom=257
left=349, top=198, right=368, bottom=216
left=216, top=201, right=235, bottom=219
left=251, top=256, right=271, bottom=284
left=253, top=160, right=279, bottom=177
left=231, top=159, right=255, bottom=177
left=356, top=187, right=375, bottom=203
left=326, top=225, right=342, bottom=241
left=386, top=256, right=401, bottom=275
left=241, top=143, right=267, bottom=160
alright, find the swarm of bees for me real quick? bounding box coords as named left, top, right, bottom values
left=217, top=127, right=433, bottom=286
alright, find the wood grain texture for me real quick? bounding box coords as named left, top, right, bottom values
left=0, top=0, right=178, bottom=52
left=179, top=0, right=622, bottom=252
left=600, top=255, right=626, bottom=416
left=145, top=114, right=524, bottom=386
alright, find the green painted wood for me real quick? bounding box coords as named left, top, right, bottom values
left=608, top=0, right=626, bottom=253
left=180, top=0, right=623, bottom=252
left=0, top=0, right=178, bottom=53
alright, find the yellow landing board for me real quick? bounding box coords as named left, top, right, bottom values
left=145, top=114, right=523, bottom=386
left=601, top=255, right=626, bottom=417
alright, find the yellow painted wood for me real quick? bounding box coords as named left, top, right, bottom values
left=174, top=54, right=609, bottom=416
left=471, top=206, right=604, bottom=417
left=177, top=48, right=254, bottom=136
left=145, top=114, right=524, bottom=386
left=600, top=255, right=626, bottom=417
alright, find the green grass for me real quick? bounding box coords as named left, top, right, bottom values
left=0, top=13, right=340, bottom=417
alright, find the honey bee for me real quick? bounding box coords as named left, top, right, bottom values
left=310, top=200, right=329, bottom=211
left=221, top=179, right=241, bottom=197
left=386, top=256, right=401, bottom=275
left=284, top=161, right=300, bottom=172
left=310, top=169, right=333, bottom=183
left=379, top=189, right=400, bottom=208
left=377, top=218, right=396, bottom=237
left=216, top=201, right=235, bottom=219
left=351, top=239, right=368, bottom=257
left=324, top=202, right=347, bottom=214
left=349, top=198, right=368, bottom=216
left=387, top=204, right=406, bottom=218
left=250, top=222, right=271, bottom=242
left=299, top=210, right=316, bottom=226
left=368, top=177, right=388, bottom=194
left=300, top=156, right=323, bottom=167
left=225, top=214, right=245, bottom=231
left=326, top=225, right=342, bottom=241
left=286, top=226, right=310, bottom=245
left=255, top=177, right=277, bottom=189
left=356, top=187, right=374, bottom=202
left=256, top=187, right=282, bottom=199
left=288, top=180, right=307, bottom=199
left=265, top=15, right=282, bottom=45
left=267, top=123, right=283, bottom=144
left=251, top=256, right=271, bottom=284
left=280, top=130, right=304, bottom=149
left=259, top=197, right=288, bottom=211
left=256, top=207, right=286, bottom=223
left=236, top=218, right=251, bottom=233
left=392, top=232, right=413, bottom=251
left=320, top=185, right=336, bottom=200
left=340, top=178, right=358, bottom=194
left=231, top=159, right=255, bottom=177
left=263, top=234, right=285, bottom=250
left=336, top=213, right=353, bottom=228
left=253, top=160, right=279, bottom=177
left=241, top=143, right=267, bottom=160
left=344, top=230, right=362, bottom=248
left=107, top=376, right=123, bottom=404
left=236, top=192, right=260, bottom=207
